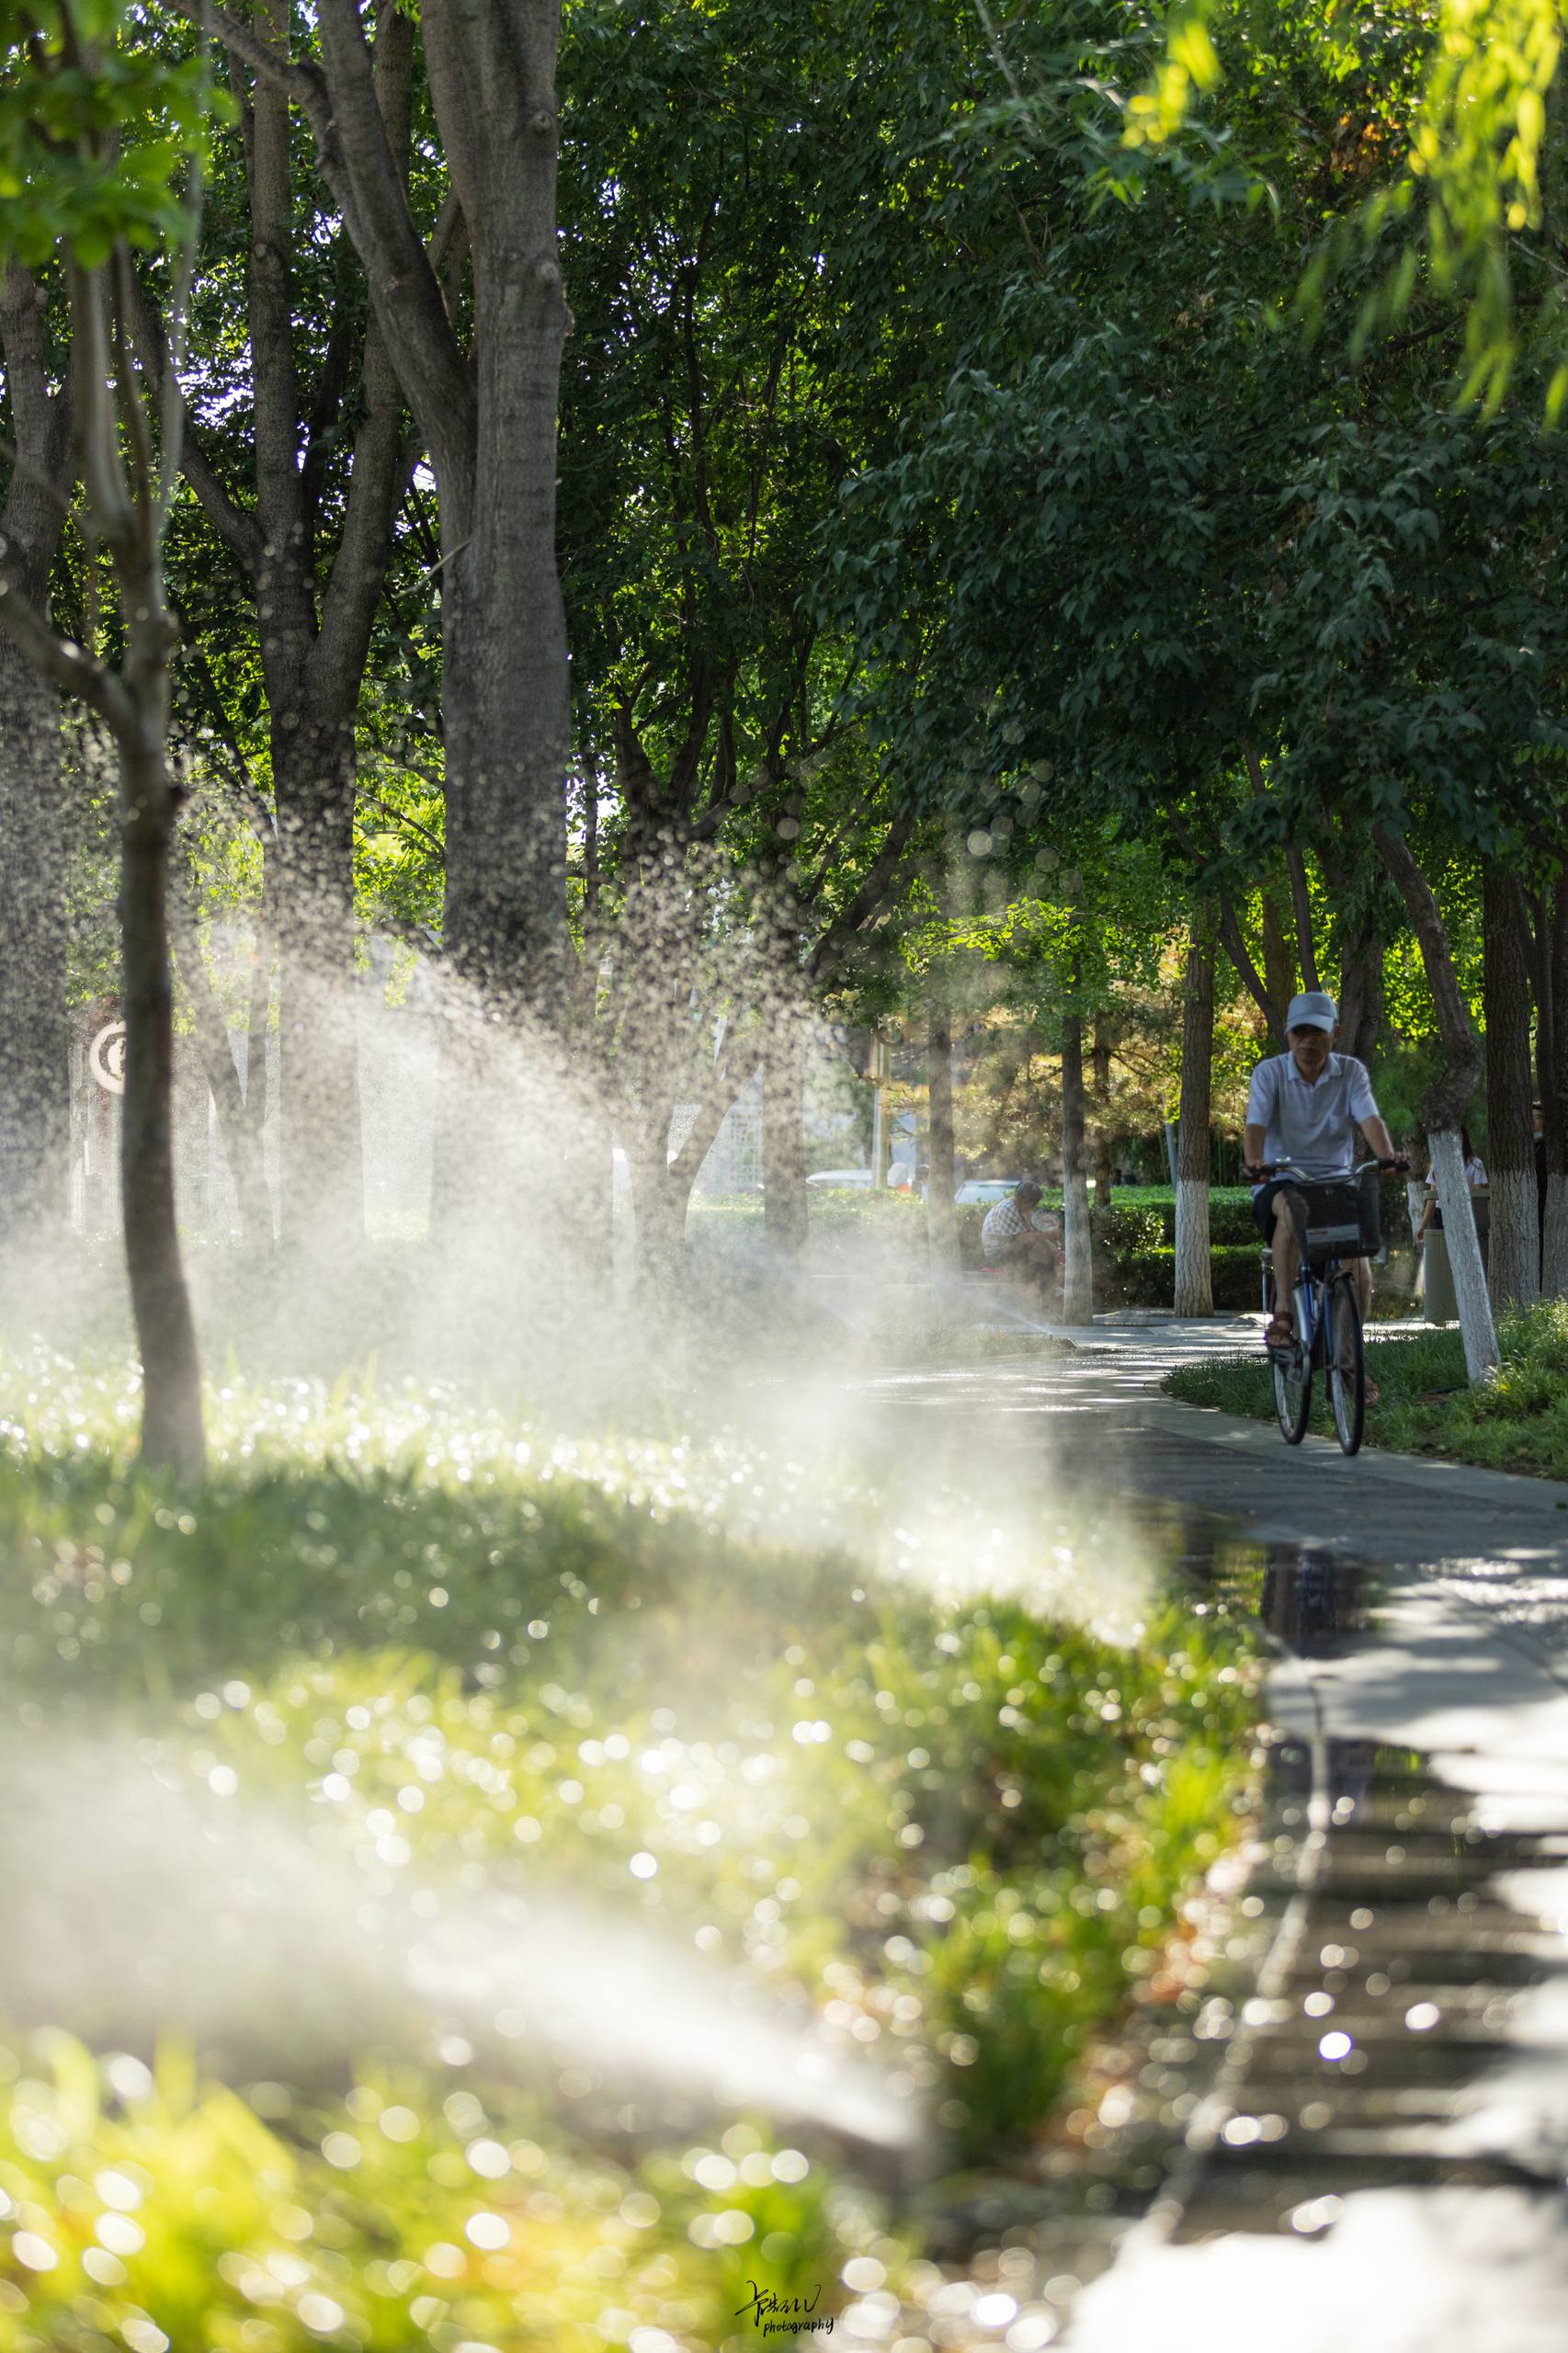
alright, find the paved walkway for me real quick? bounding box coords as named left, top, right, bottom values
left=861, top=1317, right=1568, bottom=2353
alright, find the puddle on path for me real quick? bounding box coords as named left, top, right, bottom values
left=839, top=1506, right=1568, bottom=2353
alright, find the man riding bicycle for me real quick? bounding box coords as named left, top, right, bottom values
left=1244, top=992, right=1406, bottom=1407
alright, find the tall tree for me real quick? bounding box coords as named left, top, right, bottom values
left=1483, top=860, right=1540, bottom=1309
left=926, top=991, right=960, bottom=1277
left=1378, top=830, right=1498, bottom=1380
left=0, top=0, right=211, bottom=1470
left=1059, top=993, right=1092, bottom=1325
left=557, top=0, right=927, bottom=1284
left=1174, top=915, right=1215, bottom=1315
left=0, top=261, right=72, bottom=1254
left=185, top=0, right=572, bottom=1071
left=139, top=4, right=421, bottom=1242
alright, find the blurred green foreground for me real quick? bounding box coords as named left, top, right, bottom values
left=0, top=1357, right=1258, bottom=2351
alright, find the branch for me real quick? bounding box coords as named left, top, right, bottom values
left=0, top=262, right=72, bottom=552
left=669, top=1063, right=744, bottom=1190
left=167, top=0, right=324, bottom=113
left=419, top=0, right=486, bottom=241
left=0, top=572, right=135, bottom=734
left=372, top=912, right=445, bottom=963
left=1284, top=845, right=1320, bottom=992
left=316, top=9, right=419, bottom=696
left=1375, top=827, right=1483, bottom=1133
left=71, top=264, right=136, bottom=559
left=246, top=0, right=305, bottom=556
left=168, top=593, right=276, bottom=837
left=171, top=0, right=474, bottom=495
left=357, top=786, right=444, bottom=859
left=312, top=0, right=475, bottom=499
left=666, top=655, right=717, bottom=813
left=809, top=809, right=917, bottom=983
left=687, top=756, right=780, bottom=843
left=126, top=267, right=263, bottom=577
left=1214, top=892, right=1285, bottom=1049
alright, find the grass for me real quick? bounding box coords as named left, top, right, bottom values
left=1165, top=1300, right=1568, bottom=1481
left=0, top=1348, right=1262, bottom=2348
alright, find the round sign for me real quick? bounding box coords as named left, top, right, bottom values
left=88, top=1021, right=127, bottom=1096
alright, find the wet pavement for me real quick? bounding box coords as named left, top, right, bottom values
left=846, top=1321, right=1568, bottom=2352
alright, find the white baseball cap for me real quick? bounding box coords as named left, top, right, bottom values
left=1286, top=991, right=1338, bottom=1034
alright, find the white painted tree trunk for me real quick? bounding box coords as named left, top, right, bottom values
left=925, top=999, right=960, bottom=1278
left=1428, top=1127, right=1499, bottom=1381
left=1061, top=1007, right=1093, bottom=1325
left=1173, top=918, right=1213, bottom=1315
left=1174, top=1178, right=1211, bottom=1316
left=1062, top=1168, right=1094, bottom=1324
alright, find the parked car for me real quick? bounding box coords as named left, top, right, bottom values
left=954, top=1177, right=1022, bottom=1207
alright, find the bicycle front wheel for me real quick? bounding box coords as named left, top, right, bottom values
left=1327, top=1275, right=1365, bottom=1455
left=1273, top=1323, right=1312, bottom=1443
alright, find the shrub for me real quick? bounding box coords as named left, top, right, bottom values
left=0, top=1352, right=1264, bottom=2343
left=689, top=1186, right=1268, bottom=1307
left=1100, top=1245, right=1263, bottom=1312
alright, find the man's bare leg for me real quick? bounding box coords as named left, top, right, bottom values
left=1269, top=1192, right=1301, bottom=1339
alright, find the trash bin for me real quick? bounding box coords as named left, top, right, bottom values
left=1424, top=1224, right=1457, bottom=1324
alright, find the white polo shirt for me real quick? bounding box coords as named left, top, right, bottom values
left=1245, top=1051, right=1379, bottom=1189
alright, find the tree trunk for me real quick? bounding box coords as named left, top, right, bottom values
left=1527, top=890, right=1559, bottom=1294
left=926, top=996, right=960, bottom=1276
left=1376, top=829, right=1498, bottom=1381
left=1285, top=847, right=1320, bottom=991
left=120, top=736, right=206, bottom=1473
left=427, top=0, right=569, bottom=1022
left=170, top=906, right=274, bottom=1245
left=1261, top=886, right=1296, bottom=1024
left=1545, top=883, right=1568, bottom=1299
left=298, top=0, right=572, bottom=1217
left=1337, top=914, right=1384, bottom=1070
left=0, top=635, right=69, bottom=1251
left=561, top=1094, right=614, bottom=1305
left=1089, top=1022, right=1114, bottom=1197
left=1174, top=918, right=1214, bottom=1316
left=1060, top=1010, right=1093, bottom=1325
left=629, top=1134, right=688, bottom=1302
left=271, top=724, right=364, bottom=1247
left=241, top=896, right=274, bottom=1205
left=763, top=1024, right=809, bottom=1267
left=0, top=250, right=205, bottom=1471
left=0, top=263, right=72, bottom=1257
left=1483, top=864, right=1539, bottom=1312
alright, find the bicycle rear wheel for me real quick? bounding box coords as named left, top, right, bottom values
left=1327, top=1275, right=1365, bottom=1455
left=1271, top=1275, right=1312, bottom=1443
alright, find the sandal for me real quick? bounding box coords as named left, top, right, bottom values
left=1265, top=1313, right=1294, bottom=1352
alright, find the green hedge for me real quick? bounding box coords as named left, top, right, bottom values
left=1091, top=1191, right=1257, bottom=1252
left=687, top=1187, right=1268, bottom=1310
left=1105, top=1245, right=1263, bottom=1311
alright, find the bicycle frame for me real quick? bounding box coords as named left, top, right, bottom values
left=1256, top=1156, right=1391, bottom=1456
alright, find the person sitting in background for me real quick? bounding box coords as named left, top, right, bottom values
left=981, top=1180, right=1062, bottom=1293
left=1415, top=1126, right=1486, bottom=1248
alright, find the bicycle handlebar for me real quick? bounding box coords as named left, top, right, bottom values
left=1246, top=1155, right=1409, bottom=1179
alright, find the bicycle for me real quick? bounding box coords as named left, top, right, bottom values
left=1253, top=1157, right=1399, bottom=1457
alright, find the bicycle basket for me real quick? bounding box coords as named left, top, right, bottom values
left=1298, top=1179, right=1372, bottom=1263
